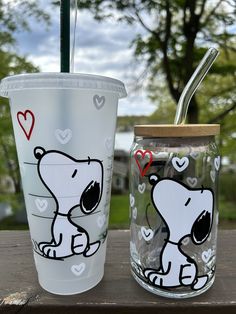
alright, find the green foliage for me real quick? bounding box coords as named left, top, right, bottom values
left=77, top=0, right=236, bottom=124
left=220, top=172, right=236, bottom=204
left=109, top=194, right=129, bottom=229
left=197, top=50, right=236, bottom=161
left=108, top=179, right=236, bottom=229
left=0, top=0, right=49, bottom=212
left=117, top=115, right=150, bottom=131
left=0, top=50, right=40, bottom=208
left=0, top=0, right=50, bottom=48
left=219, top=198, right=236, bottom=222
left=0, top=215, right=28, bottom=230
left=78, top=0, right=236, bottom=161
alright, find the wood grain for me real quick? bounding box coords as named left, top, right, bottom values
left=0, top=230, right=235, bottom=314
left=134, top=124, right=220, bottom=137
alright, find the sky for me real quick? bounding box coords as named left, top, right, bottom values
left=15, top=0, right=156, bottom=116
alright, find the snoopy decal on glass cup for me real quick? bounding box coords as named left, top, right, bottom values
left=145, top=175, right=214, bottom=291
left=129, top=124, right=220, bottom=298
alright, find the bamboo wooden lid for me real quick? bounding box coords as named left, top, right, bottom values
left=134, top=124, right=220, bottom=137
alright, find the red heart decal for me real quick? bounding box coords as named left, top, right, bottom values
left=17, top=110, right=35, bottom=141
left=134, top=149, right=153, bottom=177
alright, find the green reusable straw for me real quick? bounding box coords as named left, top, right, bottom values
left=174, top=47, right=219, bottom=125
left=60, top=0, right=70, bottom=72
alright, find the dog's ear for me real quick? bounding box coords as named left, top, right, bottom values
left=34, top=146, right=46, bottom=160
left=149, top=174, right=159, bottom=185
left=80, top=181, right=101, bottom=214
left=191, top=210, right=212, bottom=244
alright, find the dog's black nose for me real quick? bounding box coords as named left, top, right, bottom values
left=81, top=181, right=101, bottom=214
left=34, top=146, right=46, bottom=160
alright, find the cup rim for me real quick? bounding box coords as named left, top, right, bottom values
left=0, top=72, right=127, bottom=99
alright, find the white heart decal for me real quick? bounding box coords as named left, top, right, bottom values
left=214, top=156, right=220, bottom=171
left=201, top=249, right=212, bottom=263
left=186, top=177, right=198, bottom=188
left=97, top=214, right=106, bottom=228
left=35, top=198, right=48, bottom=213
left=138, top=183, right=146, bottom=194
left=93, top=95, right=105, bottom=110
left=141, top=226, right=154, bottom=242
left=129, top=193, right=135, bottom=208
left=55, top=129, right=72, bottom=144
left=172, top=157, right=189, bottom=172
left=210, top=170, right=216, bottom=183
left=190, top=151, right=199, bottom=160
left=71, top=263, right=86, bottom=276
left=132, top=207, right=137, bottom=220
left=104, top=137, right=113, bottom=153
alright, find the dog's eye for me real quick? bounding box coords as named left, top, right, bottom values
left=185, top=197, right=191, bottom=206
left=71, top=169, right=77, bottom=178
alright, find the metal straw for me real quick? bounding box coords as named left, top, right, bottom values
left=174, top=47, right=219, bottom=124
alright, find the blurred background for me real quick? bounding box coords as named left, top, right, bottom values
left=0, top=0, right=236, bottom=229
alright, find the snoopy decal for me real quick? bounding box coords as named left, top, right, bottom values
left=144, top=175, right=214, bottom=290
left=34, top=147, right=103, bottom=260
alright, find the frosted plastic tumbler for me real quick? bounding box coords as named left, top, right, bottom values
left=0, top=72, right=126, bottom=295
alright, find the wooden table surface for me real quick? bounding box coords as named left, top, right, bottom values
left=0, top=230, right=235, bottom=314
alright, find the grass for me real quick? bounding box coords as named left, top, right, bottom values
left=0, top=194, right=130, bottom=230
left=109, top=194, right=129, bottom=229
left=219, top=197, right=236, bottom=220
left=0, top=192, right=235, bottom=230
left=109, top=193, right=236, bottom=229
left=0, top=215, right=28, bottom=230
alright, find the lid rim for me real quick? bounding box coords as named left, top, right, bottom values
left=0, top=72, right=127, bottom=99
left=134, top=124, right=220, bottom=137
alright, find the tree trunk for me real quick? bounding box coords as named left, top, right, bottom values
left=182, top=0, right=201, bottom=124
left=1, top=142, right=22, bottom=194
left=187, top=95, right=199, bottom=123
left=14, top=179, right=22, bottom=194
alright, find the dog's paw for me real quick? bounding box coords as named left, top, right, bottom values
left=149, top=273, right=163, bottom=286
left=84, top=241, right=100, bottom=257
left=192, top=275, right=208, bottom=290
left=144, top=269, right=154, bottom=278
left=144, top=269, right=162, bottom=286
left=41, top=245, right=58, bottom=258
left=41, top=244, right=70, bottom=259
left=180, top=263, right=197, bottom=285
left=72, top=232, right=88, bottom=254
left=38, top=241, right=53, bottom=253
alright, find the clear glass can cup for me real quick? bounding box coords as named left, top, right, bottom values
left=129, top=124, right=220, bottom=299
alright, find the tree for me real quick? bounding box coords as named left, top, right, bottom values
left=0, top=0, right=50, bottom=208
left=76, top=0, right=236, bottom=124
left=148, top=49, right=236, bottom=161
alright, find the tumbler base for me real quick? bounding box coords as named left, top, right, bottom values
left=131, top=269, right=215, bottom=299
left=38, top=268, right=104, bottom=295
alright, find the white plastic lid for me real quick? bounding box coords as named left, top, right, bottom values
left=0, top=72, right=127, bottom=98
